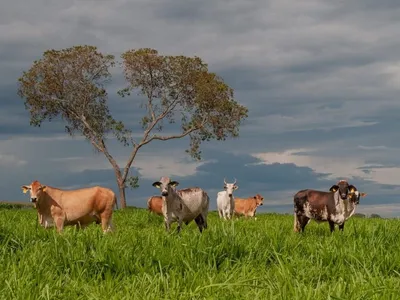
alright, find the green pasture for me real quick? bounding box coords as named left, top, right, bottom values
left=0, top=207, right=399, bottom=299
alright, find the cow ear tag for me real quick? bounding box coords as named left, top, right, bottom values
left=42, top=186, right=47, bottom=192
left=22, top=188, right=28, bottom=194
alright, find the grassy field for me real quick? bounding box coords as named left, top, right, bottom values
left=0, top=207, right=399, bottom=300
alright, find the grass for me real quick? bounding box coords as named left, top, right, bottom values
left=0, top=208, right=399, bottom=300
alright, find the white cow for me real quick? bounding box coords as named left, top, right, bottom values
left=152, top=176, right=209, bottom=233
left=217, top=178, right=238, bottom=220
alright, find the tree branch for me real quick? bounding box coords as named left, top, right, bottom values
left=143, top=125, right=201, bottom=146
left=119, top=99, right=186, bottom=183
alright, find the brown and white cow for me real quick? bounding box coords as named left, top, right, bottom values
left=21, top=180, right=117, bottom=233
left=234, top=194, right=264, bottom=218
left=147, top=195, right=163, bottom=216
left=152, top=176, right=209, bottom=233
left=293, top=180, right=366, bottom=233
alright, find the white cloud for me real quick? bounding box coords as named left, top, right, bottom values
left=0, top=153, right=26, bottom=167
left=252, top=147, right=400, bottom=186
left=49, top=153, right=207, bottom=179
left=357, top=204, right=400, bottom=218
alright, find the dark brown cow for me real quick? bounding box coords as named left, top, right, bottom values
left=147, top=195, right=163, bottom=216
left=293, top=180, right=366, bottom=233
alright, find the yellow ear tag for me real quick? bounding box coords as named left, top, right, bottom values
left=22, top=188, right=28, bottom=194
left=350, top=188, right=355, bottom=193
left=42, top=187, right=47, bottom=192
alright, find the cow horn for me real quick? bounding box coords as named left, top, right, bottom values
left=224, top=178, right=227, bottom=185
left=233, top=178, right=237, bottom=185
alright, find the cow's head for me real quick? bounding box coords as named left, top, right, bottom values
left=152, top=176, right=179, bottom=197
left=223, top=178, right=238, bottom=197
left=329, top=179, right=352, bottom=200
left=21, top=180, right=47, bottom=203
left=347, top=185, right=367, bottom=204
left=254, top=194, right=264, bottom=206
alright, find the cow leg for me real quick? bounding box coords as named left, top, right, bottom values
left=294, top=214, right=309, bottom=232
left=100, top=211, right=113, bottom=234
left=294, top=213, right=301, bottom=232
left=218, top=209, right=223, bottom=219
left=55, top=217, right=64, bottom=233
left=202, top=212, right=208, bottom=229
left=106, top=217, right=115, bottom=233
left=329, top=221, right=335, bottom=233
left=300, top=217, right=310, bottom=232
left=338, top=223, right=345, bottom=231
left=164, top=221, right=170, bottom=232
left=194, top=214, right=204, bottom=233
left=177, top=219, right=183, bottom=233
left=221, top=210, right=225, bottom=220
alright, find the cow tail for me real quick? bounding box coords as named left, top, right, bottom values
left=147, top=197, right=152, bottom=211
left=293, top=193, right=303, bottom=232
left=114, top=194, right=119, bottom=210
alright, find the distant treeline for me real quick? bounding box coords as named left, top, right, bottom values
left=0, top=202, right=387, bottom=218
left=0, top=202, right=34, bottom=209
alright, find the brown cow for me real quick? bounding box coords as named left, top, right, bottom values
left=234, top=194, right=264, bottom=218
left=293, top=180, right=366, bottom=233
left=147, top=195, right=163, bottom=216
left=21, top=180, right=117, bottom=233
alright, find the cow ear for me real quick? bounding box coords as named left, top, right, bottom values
left=152, top=182, right=161, bottom=188
left=361, top=193, right=367, bottom=197
left=329, top=185, right=339, bottom=192
left=41, top=186, right=47, bottom=192
left=170, top=181, right=179, bottom=187
left=21, top=185, right=29, bottom=194
left=233, top=185, right=238, bottom=190
left=348, top=185, right=356, bottom=193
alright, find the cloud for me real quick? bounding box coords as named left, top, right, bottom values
left=2, top=0, right=400, bottom=216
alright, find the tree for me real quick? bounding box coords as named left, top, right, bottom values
left=354, top=213, right=366, bottom=218
left=18, top=46, right=248, bottom=208
left=17, top=46, right=133, bottom=208
left=370, top=213, right=382, bottom=219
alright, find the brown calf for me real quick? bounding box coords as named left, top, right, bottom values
left=234, top=194, right=264, bottom=218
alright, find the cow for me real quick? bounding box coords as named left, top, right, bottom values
left=293, top=180, right=366, bottom=233
left=234, top=193, right=264, bottom=219
left=147, top=195, right=163, bottom=216
left=216, top=178, right=238, bottom=220
left=21, top=180, right=117, bottom=233
left=152, top=176, right=209, bottom=233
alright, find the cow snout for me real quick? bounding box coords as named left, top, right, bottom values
left=259, top=203, right=263, bottom=206
left=30, top=197, right=37, bottom=203
left=228, top=193, right=232, bottom=197
left=161, top=191, right=168, bottom=196
left=340, top=193, right=347, bottom=199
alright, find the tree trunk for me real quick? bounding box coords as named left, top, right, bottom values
left=112, top=166, right=126, bottom=209
left=118, top=183, right=127, bottom=209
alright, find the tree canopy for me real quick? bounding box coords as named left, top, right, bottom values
left=17, top=45, right=248, bottom=208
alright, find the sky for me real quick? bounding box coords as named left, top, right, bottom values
left=2, top=0, right=400, bottom=217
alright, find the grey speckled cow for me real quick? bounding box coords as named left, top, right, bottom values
left=152, top=176, right=209, bottom=233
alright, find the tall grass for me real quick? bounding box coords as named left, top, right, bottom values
left=0, top=208, right=399, bottom=299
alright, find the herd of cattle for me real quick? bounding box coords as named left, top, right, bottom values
left=20, top=177, right=367, bottom=234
